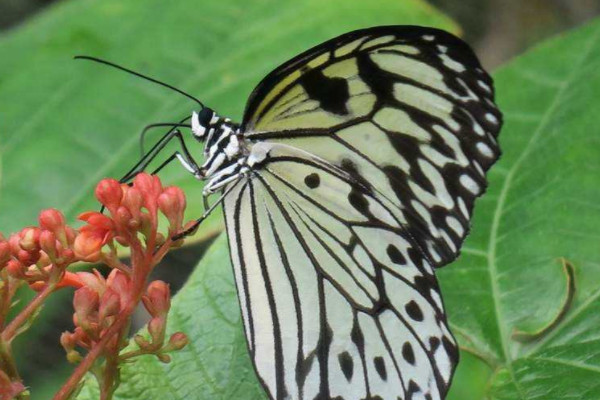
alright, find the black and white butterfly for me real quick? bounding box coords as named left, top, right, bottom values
left=93, top=25, right=501, bottom=400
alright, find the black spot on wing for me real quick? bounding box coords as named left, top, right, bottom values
left=402, top=341, right=416, bottom=365
left=338, top=351, right=354, bottom=381
left=429, top=337, right=441, bottom=352
left=405, top=300, right=424, bottom=322
left=373, top=356, right=387, bottom=381
left=299, top=67, right=350, bottom=115
left=304, top=173, right=321, bottom=188
left=348, top=186, right=370, bottom=216
left=351, top=317, right=365, bottom=351
left=387, top=244, right=406, bottom=265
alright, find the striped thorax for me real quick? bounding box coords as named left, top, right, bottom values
left=191, top=108, right=250, bottom=195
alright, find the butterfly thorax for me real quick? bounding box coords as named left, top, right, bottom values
left=191, top=108, right=252, bottom=195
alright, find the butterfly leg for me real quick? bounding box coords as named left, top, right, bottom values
left=138, top=118, right=191, bottom=157
left=121, top=129, right=200, bottom=183
left=172, top=177, right=244, bottom=240
left=147, top=150, right=199, bottom=177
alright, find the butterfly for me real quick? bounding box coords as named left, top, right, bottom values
left=87, top=25, right=501, bottom=400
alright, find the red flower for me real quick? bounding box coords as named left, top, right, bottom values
left=158, top=186, right=186, bottom=231
left=95, top=178, right=123, bottom=213
left=166, top=332, right=189, bottom=351
left=74, top=212, right=116, bottom=261
left=73, top=286, right=99, bottom=334
left=19, top=227, right=41, bottom=252
left=143, top=280, right=171, bottom=318
left=132, top=173, right=163, bottom=216
left=39, top=208, right=66, bottom=234
left=99, top=287, right=121, bottom=320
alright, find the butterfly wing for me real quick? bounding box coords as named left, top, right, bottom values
left=243, top=25, right=501, bottom=267
left=224, top=26, right=501, bottom=400
left=225, top=144, right=458, bottom=400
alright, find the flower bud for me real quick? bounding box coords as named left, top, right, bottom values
left=99, top=287, right=121, bottom=321
left=148, top=316, right=166, bottom=344
left=167, top=332, right=189, bottom=351
left=64, top=226, right=77, bottom=247
left=8, top=234, right=21, bottom=256
left=157, top=353, right=171, bottom=363
left=158, top=187, right=186, bottom=231
left=106, top=270, right=130, bottom=300
left=5, top=259, right=25, bottom=279
left=122, top=186, right=144, bottom=220
left=73, top=286, right=99, bottom=330
left=17, top=248, right=39, bottom=266
left=95, top=178, right=123, bottom=212
left=115, top=206, right=133, bottom=229
left=0, top=239, right=11, bottom=267
left=60, top=331, right=83, bottom=363
left=39, top=230, right=58, bottom=260
left=0, top=370, right=26, bottom=399
left=132, top=173, right=163, bottom=214
left=143, top=280, right=170, bottom=317
left=19, top=227, right=41, bottom=252
left=73, top=231, right=104, bottom=262
left=134, top=334, right=151, bottom=350
left=39, top=208, right=66, bottom=232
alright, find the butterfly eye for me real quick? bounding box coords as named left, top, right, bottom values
left=192, top=108, right=214, bottom=138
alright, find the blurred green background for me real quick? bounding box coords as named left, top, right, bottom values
left=3, top=0, right=600, bottom=69
left=0, top=0, right=599, bottom=399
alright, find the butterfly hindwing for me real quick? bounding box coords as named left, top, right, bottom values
left=224, top=144, right=459, bottom=400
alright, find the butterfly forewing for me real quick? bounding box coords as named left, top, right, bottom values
left=243, top=26, right=501, bottom=267
left=222, top=26, right=501, bottom=400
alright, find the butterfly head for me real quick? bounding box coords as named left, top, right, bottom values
left=191, top=107, right=218, bottom=140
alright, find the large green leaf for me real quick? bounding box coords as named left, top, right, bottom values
left=77, top=16, right=600, bottom=400
left=437, top=18, right=600, bottom=399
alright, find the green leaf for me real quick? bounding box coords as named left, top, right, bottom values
left=438, top=18, right=600, bottom=399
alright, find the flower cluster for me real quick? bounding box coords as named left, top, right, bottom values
left=0, top=173, right=191, bottom=400
left=0, top=209, right=76, bottom=290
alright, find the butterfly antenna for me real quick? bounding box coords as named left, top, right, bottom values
left=74, top=55, right=205, bottom=108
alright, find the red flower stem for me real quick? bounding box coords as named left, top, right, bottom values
left=52, top=304, right=136, bottom=400
left=0, top=334, right=21, bottom=381
left=1, top=281, right=55, bottom=342
left=0, top=275, right=10, bottom=329
left=100, top=352, right=120, bottom=400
